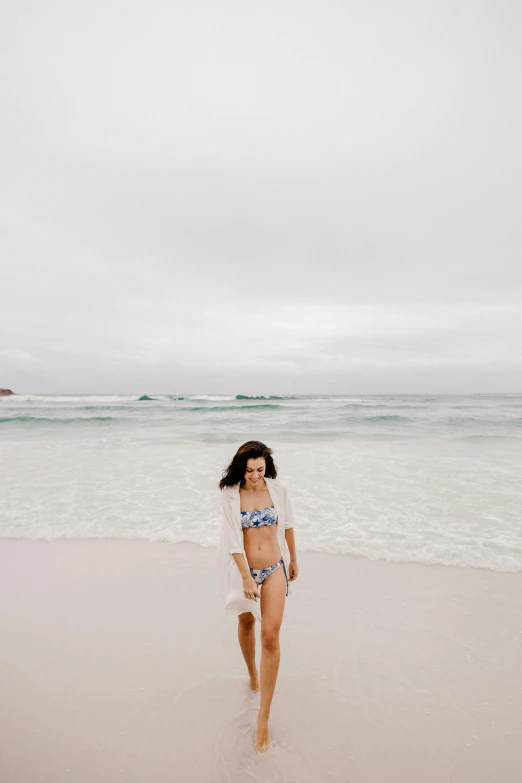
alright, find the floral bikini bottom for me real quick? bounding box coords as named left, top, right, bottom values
left=249, top=556, right=289, bottom=596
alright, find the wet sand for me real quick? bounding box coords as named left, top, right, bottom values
left=1, top=539, right=521, bottom=782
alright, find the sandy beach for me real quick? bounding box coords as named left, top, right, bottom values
left=3, top=0, right=522, bottom=778
left=1, top=539, right=521, bottom=782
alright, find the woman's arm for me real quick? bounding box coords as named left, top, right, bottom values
left=220, top=491, right=243, bottom=555
left=283, top=484, right=299, bottom=580
left=283, top=484, right=296, bottom=530
left=220, top=491, right=259, bottom=593
left=233, top=553, right=261, bottom=600
left=231, top=552, right=251, bottom=579
left=285, top=528, right=297, bottom=561
left=282, top=484, right=297, bottom=557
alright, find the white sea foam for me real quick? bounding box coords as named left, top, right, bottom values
left=187, top=395, right=237, bottom=401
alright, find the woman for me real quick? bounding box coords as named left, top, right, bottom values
left=216, top=440, right=299, bottom=753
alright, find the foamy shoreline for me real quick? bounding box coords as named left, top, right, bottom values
left=1, top=539, right=521, bottom=782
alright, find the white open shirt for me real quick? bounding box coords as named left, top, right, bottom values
left=216, top=476, right=295, bottom=622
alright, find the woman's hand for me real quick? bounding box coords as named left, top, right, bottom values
left=288, top=560, right=299, bottom=581
left=243, top=575, right=261, bottom=601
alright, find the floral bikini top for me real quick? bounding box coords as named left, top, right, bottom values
left=241, top=505, right=278, bottom=529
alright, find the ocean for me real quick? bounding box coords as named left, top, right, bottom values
left=1, top=393, right=521, bottom=572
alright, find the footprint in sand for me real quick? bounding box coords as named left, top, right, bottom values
left=212, top=708, right=287, bottom=783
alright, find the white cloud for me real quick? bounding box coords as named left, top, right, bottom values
left=1, top=1, right=521, bottom=392
left=0, top=348, right=43, bottom=365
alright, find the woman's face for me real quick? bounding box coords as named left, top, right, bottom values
left=244, top=457, right=266, bottom=486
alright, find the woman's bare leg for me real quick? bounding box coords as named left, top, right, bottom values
left=238, top=612, right=259, bottom=691
left=255, top=564, right=286, bottom=752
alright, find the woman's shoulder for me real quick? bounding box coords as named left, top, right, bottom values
left=266, top=476, right=288, bottom=493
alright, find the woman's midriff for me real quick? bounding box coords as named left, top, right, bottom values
left=243, top=523, right=282, bottom=570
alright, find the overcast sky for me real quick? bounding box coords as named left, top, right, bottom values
left=1, top=0, right=521, bottom=394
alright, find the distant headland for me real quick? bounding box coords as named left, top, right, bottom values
left=0, top=389, right=14, bottom=396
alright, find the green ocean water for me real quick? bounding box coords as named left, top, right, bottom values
left=1, top=393, right=521, bottom=572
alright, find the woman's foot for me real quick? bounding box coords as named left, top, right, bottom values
left=249, top=672, right=260, bottom=692
left=254, top=714, right=271, bottom=752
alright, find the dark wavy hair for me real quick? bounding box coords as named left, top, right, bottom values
left=219, top=440, right=278, bottom=490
